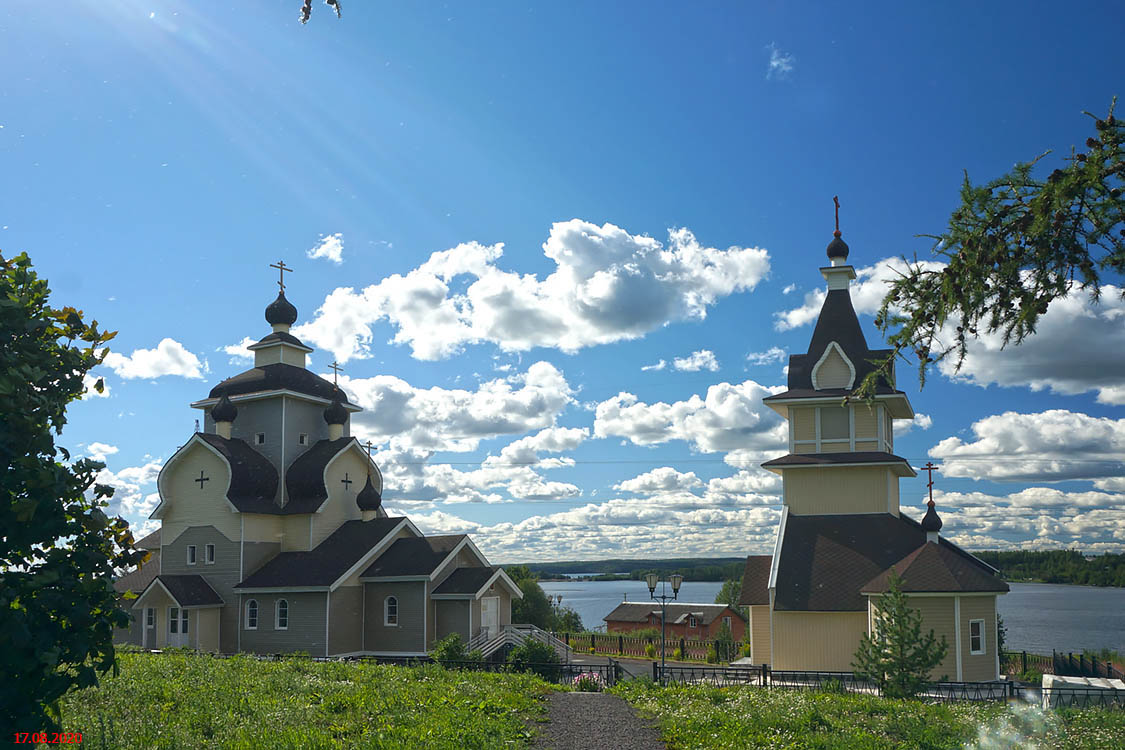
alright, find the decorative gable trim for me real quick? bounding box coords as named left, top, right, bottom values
left=151, top=434, right=239, bottom=520
left=328, top=518, right=418, bottom=592
left=429, top=536, right=488, bottom=582
left=320, top=439, right=384, bottom=508
left=811, top=341, right=855, bottom=390
left=767, top=505, right=788, bottom=591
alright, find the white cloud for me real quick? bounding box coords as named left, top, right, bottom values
left=673, top=350, right=719, bottom=372
left=766, top=43, right=795, bottom=80
left=219, top=336, right=256, bottom=364
left=483, top=426, right=588, bottom=469
left=102, top=338, right=203, bottom=379
left=94, top=459, right=164, bottom=522
left=782, top=284, right=797, bottom=295
left=641, top=359, right=667, bottom=372
left=746, top=347, right=786, bottom=366
left=306, top=233, right=344, bottom=264
left=85, top=442, right=119, bottom=462
left=614, top=467, right=704, bottom=494
left=293, top=220, right=770, bottom=362
left=929, top=410, right=1125, bottom=483
left=81, top=372, right=110, bottom=399
left=894, top=413, right=933, bottom=437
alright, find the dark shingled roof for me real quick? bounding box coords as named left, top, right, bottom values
left=761, top=451, right=913, bottom=471
left=862, top=542, right=1009, bottom=595
left=235, top=518, right=405, bottom=589
left=136, top=528, right=161, bottom=550
left=195, top=433, right=280, bottom=513
left=153, top=574, right=224, bottom=607
left=361, top=535, right=465, bottom=578
left=115, top=549, right=161, bottom=595
left=738, top=555, right=772, bottom=606
left=773, top=512, right=1004, bottom=611
left=284, top=437, right=355, bottom=514
left=604, top=602, right=745, bottom=626
left=208, top=363, right=357, bottom=406
left=433, top=566, right=500, bottom=595
left=253, top=330, right=312, bottom=349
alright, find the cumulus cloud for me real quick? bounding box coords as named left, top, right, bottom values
left=293, top=220, right=770, bottom=362
left=307, top=233, right=344, bottom=264
left=765, top=43, right=795, bottom=80
left=929, top=410, right=1125, bottom=483
left=81, top=372, right=110, bottom=399
left=641, top=360, right=667, bottom=372
left=894, top=413, right=933, bottom=437
left=102, top=338, right=203, bottom=379
left=219, top=336, right=256, bottom=364
left=94, top=459, right=164, bottom=521
left=483, top=427, right=588, bottom=469
left=673, top=350, right=720, bottom=372
left=614, top=467, right=704, bottom=494
left=746, top=347, right=786, bottom=366
left=85, top=442, right=119, bottom=462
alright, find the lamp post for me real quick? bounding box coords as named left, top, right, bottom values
left=645, top=572, right=683, bottom=686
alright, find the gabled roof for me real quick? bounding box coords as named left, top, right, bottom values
left=114, top=548, right=161, bottom=595
left=194, top=433, right=280, bottom=513
left=200, top=363, right=358, bottom=408
left=430, top=566, right=522, bottom=599
left=284, top=437, right=356, bottom=514
left=738, top=555, right=772, bottom=606
left=773, top=512, right=1004, bottom=612
left=761, top=451, right=916, bottom=477
left=135, top=528, right=161, bottom=550
left=235, top=518, right=406, bottom=590
left=603, top=602, right=744, bottom=626
left=861, top=541, right=1010, bottom=595
left=360, top=535, right=467, bottom=578
left=133, top=574, right=223, bottom=608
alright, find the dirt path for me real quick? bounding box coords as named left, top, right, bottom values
left=532, top=692, right=666, bottom=750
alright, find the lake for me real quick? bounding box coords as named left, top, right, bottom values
left=541, top=580, right=1125, bottom=655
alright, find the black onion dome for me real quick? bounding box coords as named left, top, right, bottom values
left=323, top=390, right=348, bottom=425
left=211, top=393, right=238, bottom=423
left=265, top=290, right=298, bottom=326
left=921, top=499, right=943, bottom=532
left=826, top=231, right=850, bottom=261
left=356, top=474, right=382, bottom=511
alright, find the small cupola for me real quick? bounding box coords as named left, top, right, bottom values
left=826, top=232, right=850, bottom=265
left=324, top=389, right=348, bottom=440
left=356, top=473, right=382, bottom=520
left=921, top=499, right=943, bottom=544
left=211, top=394, right=238, bottom=439
left=820, top=196, right=857, bottom=290
left=265, top=290, right=299, bottom=331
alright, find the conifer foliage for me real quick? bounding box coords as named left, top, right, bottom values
left=852, top=572, right=948, bottom=699
left=0, top=252, right=146, bottom=732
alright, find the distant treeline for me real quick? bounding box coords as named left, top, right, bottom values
left=521, top=558, right=746, bottom=582
left=974, top=550, right=1125, bottom=587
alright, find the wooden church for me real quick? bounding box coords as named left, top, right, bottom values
left=738, top=218, right=1008, bottom=681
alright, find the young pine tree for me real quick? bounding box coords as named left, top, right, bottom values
left=852, top=572, right=948, bottom=699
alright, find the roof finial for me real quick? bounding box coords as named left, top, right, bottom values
left=269, top=260, right=293, bottom=291
left=833, top=195, right=841, bottom=238
left=328, top=360, right=343, bottom=386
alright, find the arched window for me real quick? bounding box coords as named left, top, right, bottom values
left=384, top=596, right=398, bottom=626
left=245, top=599, right=258, bottom=630
left=276, top=599, right=289, bottom=630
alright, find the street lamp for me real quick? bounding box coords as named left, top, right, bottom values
left=646, top=572, right=683, bottom=685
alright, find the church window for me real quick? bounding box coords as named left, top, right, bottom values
left=205, top=544, right=215, bottom=564
left=186, top=545, right=197, bottom=565
left=276, top=599, right=289, bottom=630
left=385, top=596, right=398, bottom=626
left=819, top=406, right=850, bottom=441
left=255, top=433, right=266, bottom=445
left=969, top=619, right=985, bottom=654
left=246, top=600, right=258, bottom=630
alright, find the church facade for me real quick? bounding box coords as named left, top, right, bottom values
left=739, top=223, right=1008, bottom=681
left=115, top=282, right=520, bottom=656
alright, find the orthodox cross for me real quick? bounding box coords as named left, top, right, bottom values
left=340, top=472, right=353, bottom=490
left=363, top=440, right=375, bottom=457
left=269, top=260, right=293, bottom=291
left=833, top=195, right=841, bottom=236
left=922, top=461, right=939, bottom=503
left=328, top=360, right=343, bottom=386
left=195, top=470, right=209, bottom=489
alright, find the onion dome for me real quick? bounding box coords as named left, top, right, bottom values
left=265, top=290, right=298, bottom=326
left=211, top=393, right=238, bottom=423
left=323, top=390, right=348, bottom=425
left=356, top=474, right=382, bottom=511
left=921, top=499, right=943, bottom=532
left=826, top=230, right=850, bottom=262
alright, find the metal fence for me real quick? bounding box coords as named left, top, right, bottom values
left=1042, top=685, right=1125, bottom=710
left=1001, top=649, right=1125, bottom=680
left=555, top=632, right=739, bottom=662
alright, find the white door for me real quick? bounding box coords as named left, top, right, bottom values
left=168, top=607, right=189, bottom=647
left=481, top=597, right=499, bottom=638
left=143, top=608, right=155, bottom=648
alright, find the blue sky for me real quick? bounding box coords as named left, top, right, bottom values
left=3, top=1, right=1123, bottom=561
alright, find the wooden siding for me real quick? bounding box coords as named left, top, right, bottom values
left=135, top=586, right=175, bottom=649
left=240, top=592, right=328, bottom=655
left=197, top=608, right=221, bottom=652
left=793, top=408, right=816, bottom=442
left=885, top=411, right=895, bottom=451
left=854, top=440, right=879, bottom=451
left=815, top=346, right=853, bottom=389
left=771, top=611, right=868, bottom=671
left=310, top=448, right=367, bottom=547
left=784, top=467, right=891, bottom=515
left=853, top=405, right=878, bottom=441
left=794, top=442, right=817, bottom=454
left=339, top=525, right=415, bottom=587
left=161, top=525, right=240, bottom=652
left=364, top=581, right=427, bottom=653
left=749, top=605, right=771, bottom=665
left=329, top=586, right=364, bottom=655
left=435, top=600, right=471, bottom=643
left=160, top=443, right=239, bottom=541
left=242, top=514, right=283, bottom=544
left=282, top=515, right=311, bottom=552
left=960, top=596, right=999, bottom=681
left=879, top=596, right=959, bottom=681
left=242, top=541, right=281, bottom=579
left=226, top=400, right=285, bottom=498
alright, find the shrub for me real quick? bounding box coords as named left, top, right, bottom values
left=644, top=643, right=657, bottom=658
left=705, top=646, right=719, bottom=664
left=741, top=641, right=752, bottom=657
left=572, top=672, right=606, bottom=692
left=431, top=633, right=476, bottom=666
left=508, top=640, right=560, bottom=681
left=673, top=648, right=684, bottom=661
left=1018, top=668, right=1044, bottom=684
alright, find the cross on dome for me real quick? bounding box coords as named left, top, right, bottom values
left=269, top=260, right=293, bottom=291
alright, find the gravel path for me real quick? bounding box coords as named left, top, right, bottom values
left=532, top=692, right=666, bottom=750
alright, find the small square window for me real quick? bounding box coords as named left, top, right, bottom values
left=186, top=545, right=197, bottom=565
left=298, top=433, right=308, bottom=446
left=205, top=544, right=215, bottom=564
left=255, top=433, right=266, bottom=445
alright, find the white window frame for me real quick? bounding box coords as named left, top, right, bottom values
left=255, top=432, right=266, bottom=445
left=186, top=545, right=197, bottom=565
left=969, top=618, right=985, bottom=655
left=145, top=607, right=155, bottom=628
left=723, top=616, right=732, bottom=629
left=205, top=544, right=215, bottom=564
left=298, top=433, right=308, bottom=446
left=245, top=599, right=258, bottom=630
left=276, top=599, right=289, bottom=630
left=384, top=596, right=398, bottom=627
left=688, top=615, right=698, bottom=628
left=169, top=606, right=180, bottom=634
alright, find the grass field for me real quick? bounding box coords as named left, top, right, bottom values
left=59, top=652, right=551, bottom=749
left=613, top=681, right=1125, bottom=750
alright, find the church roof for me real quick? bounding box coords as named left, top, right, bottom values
left=360, top=535, right=466, bottom=578
left=284, top=437, right=356, bottom=513
left=235, top=518, right=406, bottom=589
left=114, top=547, right=161, bottom=595
left=738, top=554, right=772, bottom=606
left=195, top=433, right=280, bottom=513
left=206, top=363, right=358, bottom=407
left=761, top=451, right=916, bottom=476
left=772, top=512, right=1003, bottom=611
left=248, top=330, right=313, bottom=352
left=141, top=574, right=224, bottom=607
left=861, top=541, right=1009, bottom=595
left=432, top=566, right=502, bottom=595
left=603, top=602, right=744, bottom=625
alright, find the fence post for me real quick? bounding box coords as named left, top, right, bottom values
left=618, top=634, right=624, bottom=654
left=564, top=632, right=570, bottom=648
left=591, top=633, right=596, bottom=652
left=680, top=637, right=686, bottom=659
left=652, top=660, right=658, bottom=682
left=1022, top=651, right=1027, bottom=675
left=762, top=663, right=769, bottom=687
left=1079, top=653, right=1085, bottom=675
